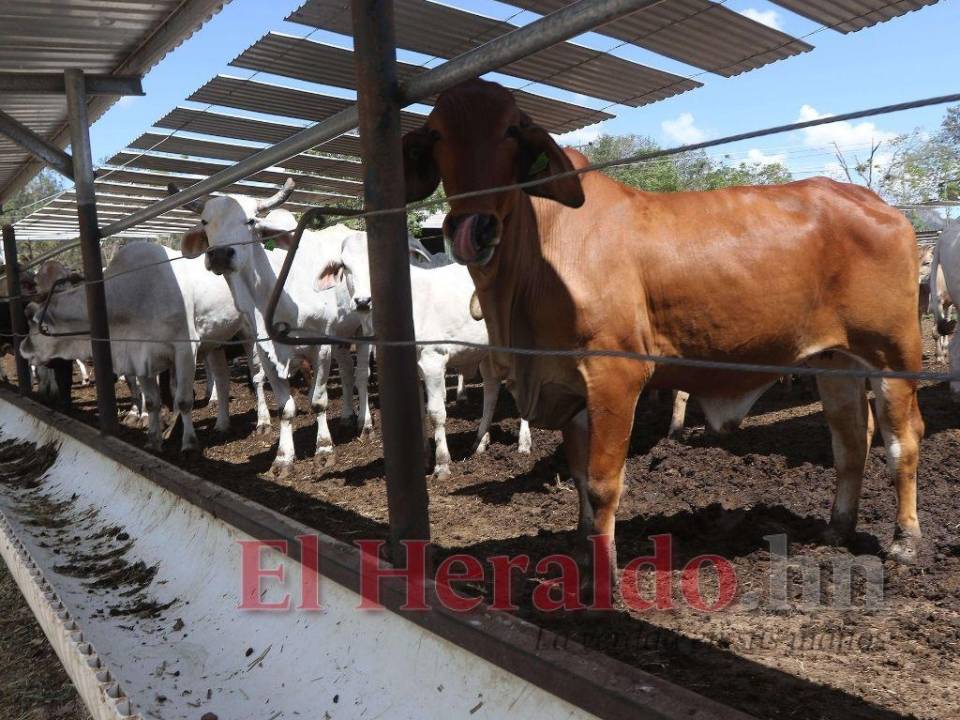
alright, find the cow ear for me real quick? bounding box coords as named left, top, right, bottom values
left=314, top=261, right=343, bottom=292
left=271, top=230, right=295, bottom=251
left=181, top=227, right=209, bottom=259
left=403, top=126, right=440, bottom=203
left=516, top=125, right=585, bottom=208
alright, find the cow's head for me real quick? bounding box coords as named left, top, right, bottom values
left=20, top=281, right=89, bottom=365
left=171, top=180, right=297, bottom=274
left=316, top=232, right=372, bottom=314
left=402, top=79, right=584, bottom=267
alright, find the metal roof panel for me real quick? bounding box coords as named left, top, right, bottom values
left=287, top=0, right=700, bottom=106
left=769, top=0, right=939, bottom=33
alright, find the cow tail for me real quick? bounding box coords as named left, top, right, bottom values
left=930, top=243, right=956, bottom=337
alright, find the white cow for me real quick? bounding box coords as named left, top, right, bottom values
left=340, top=234, right=532, bottom=479
left=21, top=243, right=268, bottom=450
left=174, top=181, right=373, bottom=477
left=930, top=224, right=960, bottom=397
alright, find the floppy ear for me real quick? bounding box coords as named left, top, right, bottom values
left=469, top=291, right=484, bottom=321
left=515, top=125, right=585, bottom=208
left=314, top=260, right=344, bottom=292
left=181, top=227, right=210, bottom=259
left=402, top=126, right=441, bottom=203
left=256, top=215, right=296, bottom=251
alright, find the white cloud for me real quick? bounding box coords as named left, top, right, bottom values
left=797, top=105, right=897, bottom=149
left=797, top=105, right=898, bottom=180
left=661, top=113, right=707, bottom=145
left=745, top=148, right=787, bottom=165
left=739, top=8, right=783, bottom=31
left=554, top=122, right=606, bottom=147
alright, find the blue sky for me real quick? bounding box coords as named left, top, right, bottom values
left=89, top=0, right=960, bottom=181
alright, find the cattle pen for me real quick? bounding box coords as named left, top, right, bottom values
left=0, top=1, right=959, bottom=719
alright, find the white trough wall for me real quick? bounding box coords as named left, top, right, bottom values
left=0, top=396, right=598, bottom=720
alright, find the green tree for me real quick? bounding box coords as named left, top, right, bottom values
left=880, top=104, right=960, bottom=205
left=582, top=134, right=793, bottom=192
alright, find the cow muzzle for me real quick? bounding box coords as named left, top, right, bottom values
left=444, top=213, right=501, bottom=266
left=206, top=246, right=236, bottom=275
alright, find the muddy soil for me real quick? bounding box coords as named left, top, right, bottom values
left=20, top=320, right=960, bottom=720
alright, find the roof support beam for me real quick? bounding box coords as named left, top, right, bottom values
left=105, top=0, right=666, bottom=236
left=0, top=73, right=144, bottom=95
left=0, top=109, right=74, bottom=181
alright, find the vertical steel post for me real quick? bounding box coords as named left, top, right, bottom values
left=2, top=225, right=32, bottom=394
left=352, top=0, right=431, bottom=560
left=64, top=69, right=116, bottom=433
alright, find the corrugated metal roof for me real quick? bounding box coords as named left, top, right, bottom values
left=502, top=0, right=811, bottom=76
left=232, top=33, right=613, bottom=133
left=93, top=167, right=351, bottom=204
left=769, top=0, right=940, bottom=33
left=155, top=107, right=364, bottom=157
left=287, top=0, right=701, bottom=106
left=127, top=132, right=366, bottom=178
left=106, top=150, right=364, bottom=196
left=0, top=0, right=229, bottom=203
left=188, top=75, right=429, bottom=133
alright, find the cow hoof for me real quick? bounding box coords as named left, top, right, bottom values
left=888, top=530, right=920, bottom=564
left=138, top=416, right=151, bottom=430
left=121, top=413, right=140, bottom=428
left=180, top=446, right=201, bottom=460
left=358, top=426, right=375, bottom=444
left=821, top=522, right=854, bottom=548
left=213, top=423, right=230, bottom=436
left=254, top=422, right=272, bottom=436
left=145, top=440, right=162, bottom=453
left=314, top=452, right=337, bottom=471
left=339, top=416, right=356, bottom=430
left=432, top=465, right=451, bottom=481
left=271, top=460, right=294, bottom=479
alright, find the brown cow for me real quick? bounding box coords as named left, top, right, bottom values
left=403, top=79, right=924, bottom=579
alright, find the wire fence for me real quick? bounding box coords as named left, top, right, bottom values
left=1, top=2, right=958, bottom=391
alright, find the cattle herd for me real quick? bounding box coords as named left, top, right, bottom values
left=4, top=79, right=958, bottom=578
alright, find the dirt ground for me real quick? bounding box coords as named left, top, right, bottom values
left=6, top=319, right=960, bottom=719
left=0, top=560, right=89, bottom=720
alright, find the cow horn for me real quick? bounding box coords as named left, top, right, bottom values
left=166, top=183, right=206, bottom=214
left=256, top=178, right=296, bottom=215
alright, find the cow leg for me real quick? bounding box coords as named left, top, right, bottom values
left=455, top=374, right=467, bottom=404
left=206, top=348, right=231, bottom=434
left=518, top=418, right=532, bottom=455
left=140, top=375, right=162, bottom=451
left=562, top=410, right=593, bottom=536
left=472, top=356, right=499, bottom=455
left=172, top=357, right=199, bottom=454
left=667, top=390, right=689, bottom=439
left=247, top=342, right=271, bottom=435
left=936, top=333, right=950, bottom=364
left=816, top=373, right=873, bottom=546
left=420, top=353, right=451, bottom=480
left=311, top=345, right=336, bottom=470
left=75, top=359, right=89, bottom=385
left=121, top=375, right=143, bottom=428
left=578, top=364, right=645, bottom=587
left=354, top=342, right=374, bottom=442
left=873, top=377, right=924, bottom=563
left=258, top=347, right=297, bottom=478
left=949, top=333, right=960, bottom=401
left=332, top=346, right=356, bottom=429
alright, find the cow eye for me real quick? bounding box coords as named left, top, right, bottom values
left=200, top=219, right=208, bottom=226
left=246, top=218, right=256, bottom=226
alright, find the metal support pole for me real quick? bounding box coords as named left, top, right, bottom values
left=352, top=0, right=431, bottom=560
left=0, top=108, right=75, bottom=181
left=64, top=69, right=116, bottom=434
left=2, top=225, right=32, bottom=395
